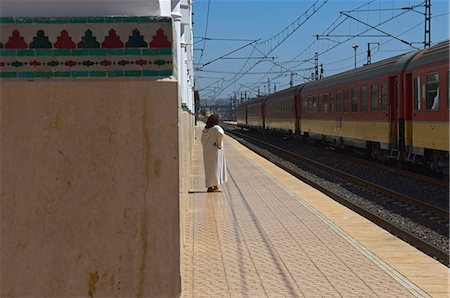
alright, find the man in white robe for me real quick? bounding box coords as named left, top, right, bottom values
left=201, top=114, right=228, bottom=192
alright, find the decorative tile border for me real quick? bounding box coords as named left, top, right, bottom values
left=0, top=16, right=173, bottom=79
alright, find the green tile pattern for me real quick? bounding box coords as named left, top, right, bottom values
left=0, top=70, right=172, bottom=78
left=0, top=48, right=173, bottom=57
left=0, top=16, right=173, bottom=79
left=0, top=16, right=171, bottom=24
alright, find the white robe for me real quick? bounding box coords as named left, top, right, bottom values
left=201, top=125, right=228, bottom=188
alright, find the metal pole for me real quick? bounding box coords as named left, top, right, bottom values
left=314, top=52, right=319, bottom=80
left=424, top=0, right=431, bottom=48
left=352, top=44, right=358, bottom=69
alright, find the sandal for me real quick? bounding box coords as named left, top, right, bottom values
left=207, top=187, right=214, bottom=192
left=213, top=186, right=223, bottom=192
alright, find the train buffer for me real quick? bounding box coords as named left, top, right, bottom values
left=181, top=123, right=449, bottom=297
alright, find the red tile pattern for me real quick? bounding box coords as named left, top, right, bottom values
left=2, top=28, right=171, bottom=49
left=149, top=29, right=172, bottom=48
left=101, top=29, right=124, bottom=48
left=5, top=29, right=27, bottom=49
left=54, top=30, right=76, bottom=49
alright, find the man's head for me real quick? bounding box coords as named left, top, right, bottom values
left=206, top=113, right=219, bottom=128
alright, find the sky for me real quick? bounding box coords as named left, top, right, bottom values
left=192, top=0, right=450, bottom=104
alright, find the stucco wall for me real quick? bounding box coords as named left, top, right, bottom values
left=178, top=110, right=194, bottom=252
left=179, top=110, right=194, bottom=194
left=1, top=79, right=181, bottom=297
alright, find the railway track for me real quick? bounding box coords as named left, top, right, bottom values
left=224, top=125, right=449, bottom=266
left=320, top=143, right=449, bottom=190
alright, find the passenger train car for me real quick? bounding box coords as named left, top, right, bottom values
left=236, top=40, right=449, bottom=172
left=265, top=86, right=299, bottom=134
left=245, top=96, right=266, bottom=130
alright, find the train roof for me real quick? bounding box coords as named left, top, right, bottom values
left=246, top=96, right=266, bottom=106
left=268, top=84, right=303, bottom=97
left=301, top=51, right=418, bottom=92
left=235, top=41, right=448, bottom=108
left=405, top=40, right=449, bottom=71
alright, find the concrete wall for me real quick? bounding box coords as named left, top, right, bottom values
left=1, top=79, right=181, bottom=297
left=179, top=111, right=195, bottom=194
left=178, top=110, right=194, bottom=252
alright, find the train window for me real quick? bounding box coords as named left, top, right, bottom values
left=370, top=84, right=378, bottom=112
left=381, top=82, right=387, bottom=112
left=447, top=70, right=449, bottom=110
left=318, top=94, right=323, bottom=113
left=303, top=97, right=308, bottom=113
left=361, top=86, right=368, bottom=112
left=329, top=93, right=334, bottom=113
left=308, top=96, right=312, bottom=113
left=426, top=72, right=439, bottom=111
left=323, top=93, right=328, bottom=113
left=414, top=76, right=421, bottom=112
left=313, top=95, right=318, bottom=112
left=336, top=90, right=342, bottom=112
left=343, top=89, right=349, bottom=112
left=351, top=87, right=358, bottom=112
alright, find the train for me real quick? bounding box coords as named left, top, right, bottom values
left=236, top=40, right=449, bottom=173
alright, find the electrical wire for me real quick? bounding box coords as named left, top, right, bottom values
left=195, top=0, right=442, bottom=100
left=198, top=0, right=211, bottom=64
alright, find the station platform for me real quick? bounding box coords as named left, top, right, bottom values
left=181, top=124, right=449, bottom=297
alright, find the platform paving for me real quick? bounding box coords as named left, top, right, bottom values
left=181, top=125, right=449, bottom=297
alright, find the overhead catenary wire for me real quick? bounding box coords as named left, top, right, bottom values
left=237, top=0, right=379, bottom=95
left=237, top=0, right=427, bottom=96
left=194, top=37, right=258, bottom=45
left=197, top=0, right=211, bottom=64
left=196, top=39, right=261, bottom=69
left=340, top=11, right=420, bottom=49
left=209, top=0, right=330, bottom=99
left=285, top=6, right=414, bottom=71
left=195, top=0, right=442, bottom=101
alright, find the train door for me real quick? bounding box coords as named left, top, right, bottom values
left=295, top=94, right=301, bottom=135
left=245, top=105, right=248, bottom=126
left=403, top=73, right=413, bottom=153
left=388, top=76, right=399, bottom=156
left=262, top=100, right=266, bottom=129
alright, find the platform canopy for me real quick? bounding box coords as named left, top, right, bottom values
left=0, top=0, right=165, bottom=17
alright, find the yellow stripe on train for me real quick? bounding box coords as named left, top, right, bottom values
left=412, top=121, right=449, bottom=151
left=300, top=119, right=391, bottom=143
